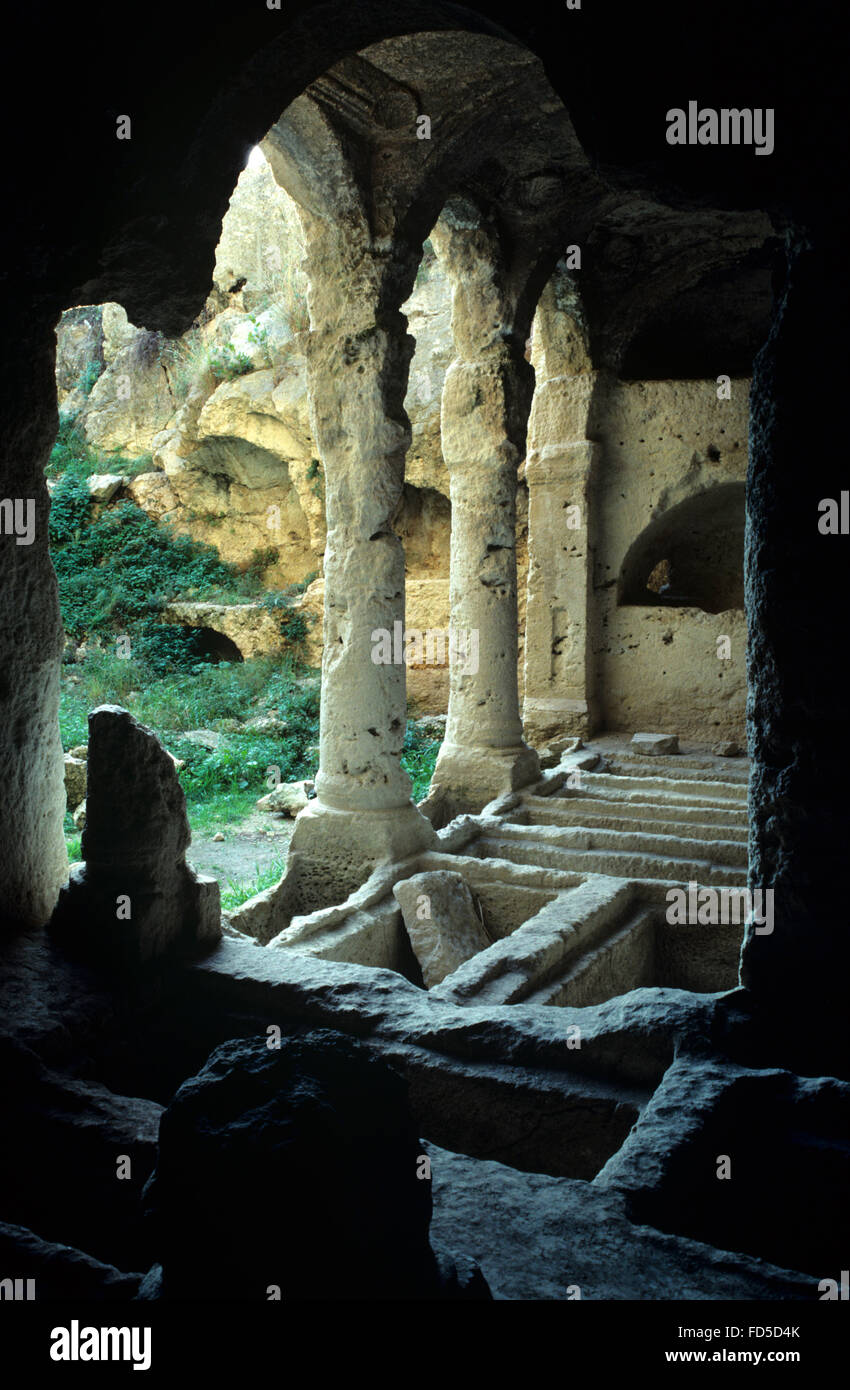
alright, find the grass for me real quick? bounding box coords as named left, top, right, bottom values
left=220, top=858, right=288, bottom=913
left=62, top=649, right=439, bottom=817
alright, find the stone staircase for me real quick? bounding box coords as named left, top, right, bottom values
left=473, top=744, right=749, bottom=889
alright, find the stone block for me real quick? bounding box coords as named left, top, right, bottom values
left=713, top=740, right=743, bottom=757
left=393, top=870, right=490, bottom=988
left=256, top=779, right=314, bottom=816
left=87, top=473, right=125, bottom=503
left=630, top=732, right=680, bottom=756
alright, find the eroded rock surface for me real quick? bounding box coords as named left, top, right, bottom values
left=142, top=1030, right=490, bottom=1300
left=51, top=706, right=220, bottom=963
left=393, top=870, right=490, bottom=988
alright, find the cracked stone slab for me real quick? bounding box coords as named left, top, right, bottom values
left=393, top=870, right=490, bottom=987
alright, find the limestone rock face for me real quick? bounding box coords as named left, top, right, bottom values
left=393, top=870, right=490, bottom=988
left=401, top=250, right=453, bottom=495
left=162, top=601, right=289, bottom=660
left=55, top=306, right=105, bottom=406
left=50, top=706, right=220, bottom=963
left=62, top=754, right=86, bottom=811
left=52, top=159, right=456, bottom=604
left=142, top=1031, right=490, bottom=1300
left=80, top=332, right=177, bottom=455
left=211, top=149, right=309, bottom=323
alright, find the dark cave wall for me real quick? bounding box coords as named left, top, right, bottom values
left=740, top=228, right=850, bottom=1048
left=0, top=330, right=68, bottom=926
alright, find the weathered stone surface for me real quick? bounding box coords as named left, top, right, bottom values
left=630, top=732, right=679, bottom=756
left=142, top=1031, right=489, bottom=1300
left=596, top=1054, right=850, bottom=1282
left=179, top=729, right=224, bottom=751
left=393, top=870, right=490, bottom=988
left=425, top=1141, right=810, bottom=1301
left=80, top=333, right=176, bottom=455
left=54, top=306, right=105, bottom=406
left=86, top=473, right=125, bottom=502
left=713, top=739, right=743, bottom=757
left=162, top=601, right=292, bottom=660
left=0, top=1222, right=142, bottom=1300
left=63, top=754, right=86, bottom=810
left=0, top=1038, right=162, bottom=1272
left=72, top=800, right=86, bottom=832
left=50, top=706, right=220, bottom=963
left=256, top=779, right=313, bottom=816
left=244, top=713, right=288, bottom=735
left=126, top=469, right=178, bottom=521
left=428, top=205, right=539, bottom=812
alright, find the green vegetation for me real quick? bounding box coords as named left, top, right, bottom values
left=75, top=360, right=103, bottom=397
left=220, top=858, right=288, bottom=914
left=402, top=724, right=441, bottom=801
left=60, top=643, right=440, bottom=868
left=306, top=458, right=324, bottom=500
left=48, top=417, right=152, bottom=482
left=207, top=341, right=253, bottom=381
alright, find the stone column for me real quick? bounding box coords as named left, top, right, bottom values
left=289, top=305, right=436, bottom=902
left=428, top=206, right=539, bottom=814
left=522, top=275, right=599, bottom=745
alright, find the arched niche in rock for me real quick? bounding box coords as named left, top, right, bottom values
left=618, top=481, right=746, bottom=615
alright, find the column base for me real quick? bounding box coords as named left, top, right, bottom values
left=288, top=798, right=438, bottom=909
left=429, top=740, right=541, bottom=817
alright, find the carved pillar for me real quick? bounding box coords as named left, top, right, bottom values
left=522, top=274, right=599, bottom=744
left=428, top=205, right=539, bottom=813
left=289, top=302, right=436, bottom=901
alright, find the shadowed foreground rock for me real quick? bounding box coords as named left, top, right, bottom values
left=141, top=1030, right=491, bottom=1300
left=51, top=705, right=220, bottom=964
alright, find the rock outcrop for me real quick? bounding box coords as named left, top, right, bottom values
left=141, top=1031, right=490, bottom=1300
left=51, top=706, right=220, bottom=964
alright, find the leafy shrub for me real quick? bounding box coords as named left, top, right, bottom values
left=132, top=619, right=203, bottom=676
left=49, top=472, right=91, bottom=544
left=207, top=341, right=253, bottom=380
left=48, top=418, right=93, bottom=479
left=278, top=610, right=309, bottom=646
left=246, top=546, right=279, bottom=578
left=51, top=497, right=259, bottom=672
left=402, top=722, right=441, bottom=801
left=306, top=458, right=324, bottom=499
left=245, top=315, right=272, bottom=366
left=260, top=585, right=314, bottom=649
